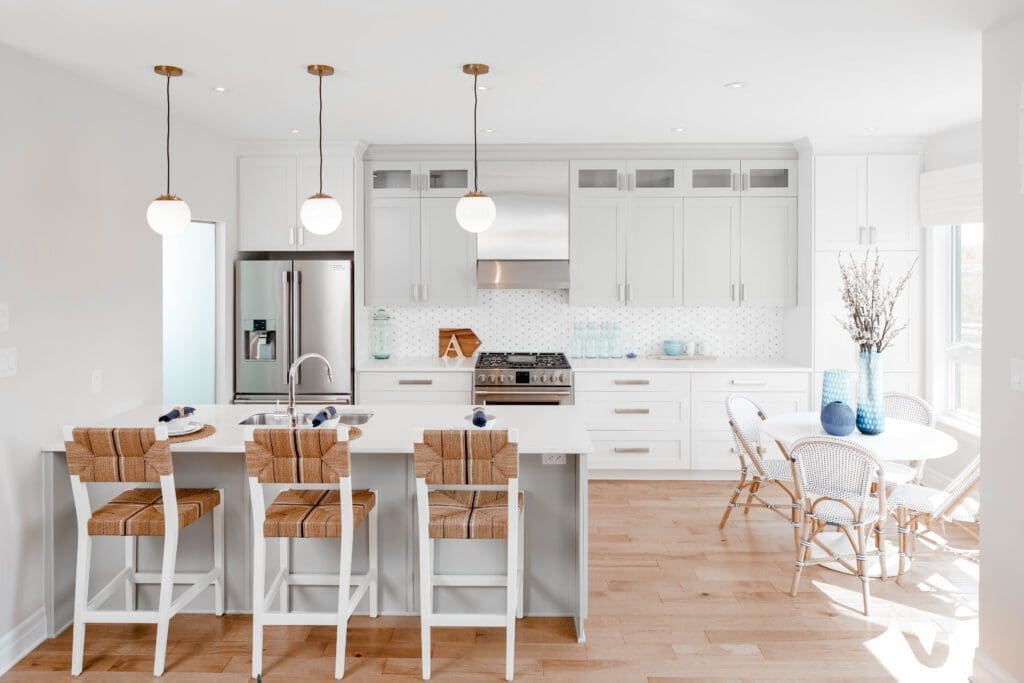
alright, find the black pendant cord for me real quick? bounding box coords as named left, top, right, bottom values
left=318, top=72, right=324, bottom=195
left=472, top=73, right=479, bottom=192
left=165, top=74, right=171, bottom=196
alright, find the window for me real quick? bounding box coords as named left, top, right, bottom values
left=947, top=223, right=983, bottom=420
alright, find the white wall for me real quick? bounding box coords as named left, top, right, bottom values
left=977, top=14, right=1024, bottom=682
left=0, top=44, right=236, bottom=661
left=923, top=121, right=982, bottom=172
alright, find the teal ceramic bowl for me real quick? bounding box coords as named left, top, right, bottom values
left=663, top=340, right=683, bottom=356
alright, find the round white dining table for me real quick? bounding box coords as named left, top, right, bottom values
left=758, top=412, right=959, bottom=578
left=760, top=412, right=959, bottom=462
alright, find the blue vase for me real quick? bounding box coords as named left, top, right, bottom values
left=856, top=351, right=885, bottom=435
left=821, top=401, right=856, bottom=436
left=821, top=369, right=852, bottom=410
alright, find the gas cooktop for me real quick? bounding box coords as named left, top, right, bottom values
left=474, top=352, right=572, bottom=388
left=475, top=352, right=571, bottom=370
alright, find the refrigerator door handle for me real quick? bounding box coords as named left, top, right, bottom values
left=294, top=269, right=303, bottom=384
left=281, top=270, right=291, bottom=385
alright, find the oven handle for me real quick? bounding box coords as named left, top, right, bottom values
left=474, top=390, right=571, bottom=398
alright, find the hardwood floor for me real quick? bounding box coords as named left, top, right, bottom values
left=7, top=481, right=979, bottom=681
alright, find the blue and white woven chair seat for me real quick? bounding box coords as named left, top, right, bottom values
left=807, top=496, right=883, bottom=526
left=890, top=483, right=980, bottom=523
left=754, top=458, right=793, bottom=482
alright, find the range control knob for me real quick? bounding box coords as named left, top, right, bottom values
left=499, top=374, right=508, bottom=384
left=538, top=374, right=548, bottom=383
left=557, top=372, right=567, bottom=384
left=477, top=373, right=487, bottom=383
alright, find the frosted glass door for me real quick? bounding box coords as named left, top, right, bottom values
left=368, top=162, right=419, bottom=197
left=741, top=160, right=797, bottom=197
left=683, top=160, right=741, bottom=197
left=422, top=161, right=473, bottom=197
left=571, top=160, right=627, bottom=197
left=627, top=161, right=684, bottom=196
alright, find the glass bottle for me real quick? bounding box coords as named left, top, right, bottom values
left=370, top=309, right=392, bottom=359
left=569, top=322, right=584, bottom=359
left=584, top=322, right=598, bottom=358
left=597, top=322, right=610, bottom=358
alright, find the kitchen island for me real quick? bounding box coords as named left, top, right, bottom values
left=41, top=404, right=592, bottom=642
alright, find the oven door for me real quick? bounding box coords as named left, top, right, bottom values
left=473, top=387, right=572, bottom=406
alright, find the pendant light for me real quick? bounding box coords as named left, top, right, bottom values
left=300, top=64, right=342, bottom=236
left=147, top=65, right=191, bottom=236
left=455, top=63, right=496, bottom=233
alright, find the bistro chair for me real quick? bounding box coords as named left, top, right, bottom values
left=890, top=455, right=980, bottom=578
left=788, top=436, right=888, bottom=616
left=246, top=426, right=379, bottom=680
left=721, top=394, right=802, bottom=548
left=413, top=429, right=524, bottom=681
left=63, top=425, right=224, bottom=676
left=883, top=392, right=936, bottom=485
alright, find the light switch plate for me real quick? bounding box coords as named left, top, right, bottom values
left=0, top=347, right=17, bottom=378
left=1012, top=358, right=1024, bottom=393
left=542, top=453, right=566, bottom=465
left=0, top=303, right=8, bottom=333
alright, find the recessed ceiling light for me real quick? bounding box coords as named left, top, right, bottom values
left=723, top=81, right=746, bottom=89
left=290, top=129, right=300, bottom=134
left=476, top=85, right=490, bottom=91
left=866, top=126, right=878, bottom=133
left=672, top=127, right=686, bottom=133
left=212, top=86, right=227, bottom=93
left=480, top=128, right=495, bottom=133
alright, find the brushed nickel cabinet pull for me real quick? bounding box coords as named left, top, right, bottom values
left=398, top=379, right=433, bottom=385
left=730, top=379, right=768, bottom=386
left=614, top=407, right=650, bottom=414
left=614, top=379, right=650, bottom=385
left=614, top=447, right=651, bottom=454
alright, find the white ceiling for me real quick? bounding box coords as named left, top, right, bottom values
left=1, top=0, right=1021, bottom=145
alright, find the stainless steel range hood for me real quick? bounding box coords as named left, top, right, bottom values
left=476, top=160, right=569, bottom=289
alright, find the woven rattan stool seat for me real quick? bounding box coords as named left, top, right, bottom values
left=427, top=490, right=525, bottom=539
left=263, top=488, right=376, bottom=538
left=88, top=488, right=221, bottom=536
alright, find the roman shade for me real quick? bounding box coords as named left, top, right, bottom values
left=919, top=162, right=983, bottom=226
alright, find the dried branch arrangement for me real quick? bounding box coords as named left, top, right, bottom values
left=835, top=249, right=917, bottom=353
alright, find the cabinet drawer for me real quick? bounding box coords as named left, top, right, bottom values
left=590, top=437, right=687, bottom=469
left=690, top=433, right=745, bottom=471
left=358, top=390, right=470, bottom=405
left=690, top=371, right=809, bottom=393
left=576, top=393, right=685, bottom=429
left=358, top=371, right=472, bottom=393
left=573, top=371, right=690, bottom=393
left=691, top=390, right=809, bottom=432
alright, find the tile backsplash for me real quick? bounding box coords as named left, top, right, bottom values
left=366, top=290, right=784, bottom=359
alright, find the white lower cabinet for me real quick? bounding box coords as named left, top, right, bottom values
left=356, top=371, right=472, bottom=404
left=590, top=432, right=688, bottom=470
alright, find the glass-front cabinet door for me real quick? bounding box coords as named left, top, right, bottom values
left=682, top=160, right=741, bottom=197
left=627, top=161, right=684, bottom=196
left=740, top=160, right=798, bottom=197
left=367, top=161, right=420, bottom=197
left=421, top=161, right=473, bottom=198
left=571, top=160, right=628, bottom=196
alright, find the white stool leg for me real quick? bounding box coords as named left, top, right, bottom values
left=124, top=536, right=136, bottom=612
left=252, top=532, right=266, bottom=679
left=71, top=534, right=92, bottom=676
left=279, top=537, right=290, bottom=612
left=335, top=533, right=353, bottom=679
left=517, top=510, right=525, bottom=620
left=505, top=498, right=518, bottom=681
left=153, top=527, right=179, bottom=676
left=419, top=537, right=432, bottom=680
left=369, top=493, right=379, bottom=619
left=213, top=492, right=225, bottom=616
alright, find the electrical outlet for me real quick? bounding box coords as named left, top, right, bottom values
left=0, top=347, right=16, bottom=378
left=0, top=303, right=8, bottom=333
left=1012, top=358, right=1024, bottom=393
left=542, top=453, right=566, bottom=465
left=91, top=369, right=102, bottom=394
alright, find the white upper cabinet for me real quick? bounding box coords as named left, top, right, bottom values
left=683, top=197, right=796, bottom=307
left=239, top=154, right=355, bottom=252
left=866, top=155, right=921, bottom=250
left=683, top=198, right=739, bottom=307
left=238, top=156, right=298, bottom=251
left=569, top=197, right=628, bottom=306
left=368, top=161, right=420, bottom=197
left=366, top=196, right=421, bottom=306
left=740, top=160, right=798, bottom=197
left=627, top=161, right=685, bottom=196
left=422, top=161, right=473, bottom=198
left=297, top=156, right=354, bottom=251
left=626, top=198, right=684, bottom=305
left=739, top=197, right=797, bottom=306
left=682, top=160, right=740, bottom=197
left=420, top=197, right=477, bottom=306
left=814, top=154, right=920, bottom=251
left=572, top=160, right=629, bottom=196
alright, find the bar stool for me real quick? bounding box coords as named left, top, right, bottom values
left=413, top=429, right=524, bottom=681
left=246, top=426, right=379, bottom=680
left=63, top=425, right=224, bottom=677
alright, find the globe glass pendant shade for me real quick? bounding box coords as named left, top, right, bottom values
left=300, top=193, right=342, bottom=235
left=455, top=192, right=496, bottom=233
left=146, top=195, right=191, bottom=236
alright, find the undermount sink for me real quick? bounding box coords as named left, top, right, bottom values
left=336, top=410, right=373, bottom=426
left=238, top=412, right=313, bottom=426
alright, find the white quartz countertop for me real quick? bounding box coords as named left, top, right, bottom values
left=358, top=356, right=810, bottom=373
left=43, top=403, right=593, bottom=455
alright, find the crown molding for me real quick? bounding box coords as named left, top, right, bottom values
left=799, top=135, right=925, bottom=155
left=363, top=142, right=799, bottom=162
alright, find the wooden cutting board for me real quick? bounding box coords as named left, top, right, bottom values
left=438, top=328, right=482, bottom=358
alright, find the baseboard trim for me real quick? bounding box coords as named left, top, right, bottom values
left=0, top=607, right=47, bottom=677
left=972, top=647, right=1021, bottom=683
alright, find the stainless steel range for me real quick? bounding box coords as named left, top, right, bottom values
left=473, top=352, right=573, bottom=406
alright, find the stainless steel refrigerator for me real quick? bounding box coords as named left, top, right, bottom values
left=235, top=258, right=352, bottom=404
